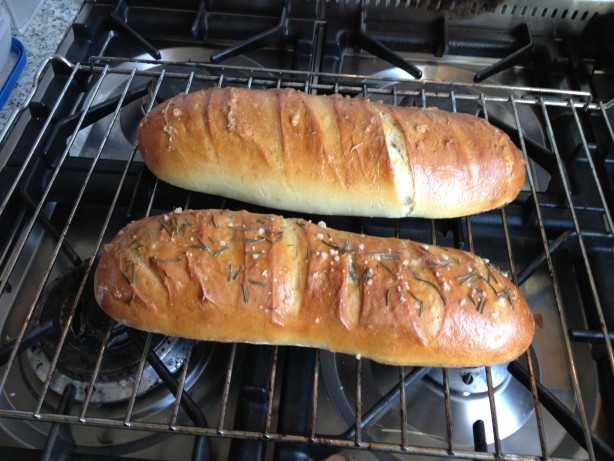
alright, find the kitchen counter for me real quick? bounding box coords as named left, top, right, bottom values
left=0, top=0, right=83, bottom=133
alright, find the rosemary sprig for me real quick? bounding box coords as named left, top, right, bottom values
left=409, top=268, right=447, bottom=305
left=457, top=271, right=477, bottom=284
left=189, top=235, right=212, bottom=254
left=248, top=279, right=266, bottom=287
left=242, top=284, right=249, bottom=303
left=247, top=237, right=268, bottom=245
left=233, top=265, right=244, bottom=281
left=407, top=289, right=424, bottom=317
left=379, top=261, right=396, bottom=277
left=477, top=296, right=487, bottom=315
left=212, top=246, right=228, bottom=258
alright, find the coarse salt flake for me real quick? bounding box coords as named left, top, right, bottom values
left=317, top=221, right=327, bottom=228
left=317, top=233, right=324, bottom=240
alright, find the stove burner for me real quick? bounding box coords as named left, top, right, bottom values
left=26, top=262, right=212, bottom=405
left=120, top=64, right=217, bottom=145
left=404, top=352, right=540, bottom=445
left=320, top=350, right=539, bottom=452
left=72, top=47, right=271, bottom=160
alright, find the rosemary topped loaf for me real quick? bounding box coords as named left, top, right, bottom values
left=137, top=87, right=526, bottom=219
left=94, top=209, right=534, bottom=367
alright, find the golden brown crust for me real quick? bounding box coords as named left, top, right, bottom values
left=94, top=209, right=534, bottom=367
left=137, top=88, right=525, bottom=218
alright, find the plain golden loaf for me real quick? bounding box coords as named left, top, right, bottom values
left=137, top=87, right=526, bottom=219
left=94, top=209, right=534, bottom=367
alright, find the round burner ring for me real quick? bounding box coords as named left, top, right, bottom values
left=25, top=262, right=213, bottom=405
left=320, top=348, right=540, bottom=454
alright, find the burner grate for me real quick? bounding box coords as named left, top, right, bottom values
left=0, top=57, right=613, bottom=460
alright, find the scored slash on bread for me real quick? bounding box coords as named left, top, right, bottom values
left=137, top=87, right=526, bottom=219
left=94, top=209, right=534, bottom=367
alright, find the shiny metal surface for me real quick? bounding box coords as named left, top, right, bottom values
left=0, top=56, right=611, bottom=460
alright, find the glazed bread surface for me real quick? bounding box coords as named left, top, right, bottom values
left=94, top=209, right=534, bottom=367
left=137, top=88, right=526, bottom=218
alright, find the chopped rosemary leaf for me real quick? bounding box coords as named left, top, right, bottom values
left=322, top=240, right=339, bottom=250
left=247, top=237, right=268, bottom=245
left=248, top=279, right=266, bottom=287
left=213, top=247, right=228, bottom=258
left=386, top=288, right=390, bottom=307
left=477, top=296, right=487, bottom=315
left=457, top=272, right=477, bottom=283
left=379, top=261, right=397, bottom=277
left=409, top=268, right=446, bottom=305
left=233, top=265, right=244, bottom=281
left=407, top=289, right=424, bottom=317
left=242, top=284, right=249, bottom=303
left=227, top=264, right=233, bottom=281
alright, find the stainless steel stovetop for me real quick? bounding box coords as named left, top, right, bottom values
left=0, top=1, right=613, bottom=460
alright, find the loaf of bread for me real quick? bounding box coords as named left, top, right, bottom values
left=137, top=87, right=525, bottom=219
left=94, top=209, right=534, bottom=367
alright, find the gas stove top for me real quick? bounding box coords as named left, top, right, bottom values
left=0, top=1, right=613, bottom=460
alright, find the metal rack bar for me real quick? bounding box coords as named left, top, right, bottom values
left=566, top=100, right=614, bottom=374
left=309, top=349, right=320, bottom=441
left=0, top=58, right=611, bottom=460
left=216, top=343, right=237, bottom=434
left=169, top=341, right=194, bottom=429
left=399, top=366, right=408, bottom=450
left=511, top=95, right=596, bottom=460
left=0, top=64, right=120, bottom=396
left=481, top=92, right=551, bottom=458
left=264, top=346, right=279, bottom=438
left=31, top=66, right=133, bottom=415
left=66, top=69, right=169, bottom=423
left=0, top=59, right=81, bottom=218
left=79, top=319, right=114, bottom=420
left=123, top=333, right=153, bottom=425
left=87, top=55, right=593, bottom=100
left=354, top=357, right=363, bottom=446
